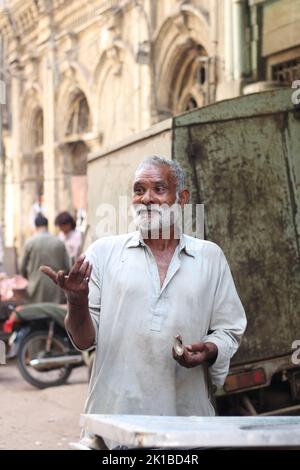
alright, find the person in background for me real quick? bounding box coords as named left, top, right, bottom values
left=29, top=195, right=45, bottom=233
left=55, top=211, right=83, bottom=263
left=0, top=226, right=4, bottom=272
left=20, top=214, right=70, bottom=303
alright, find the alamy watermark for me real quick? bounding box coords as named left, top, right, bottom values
left=291, top=80, right=300, bottom=105
left=291, top=340, right=300, bottom=365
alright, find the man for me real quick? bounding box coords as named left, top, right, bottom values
left=41, top=156, right=247, bottom=449
left=21, top=214, right=70, bottom=303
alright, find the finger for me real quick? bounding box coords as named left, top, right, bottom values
left=70, top=254, right=86, bottom=275
left=189, top=352, right=206, bottom=366
left=76, top=261, right=90, bottom=283
left=173, top=353, right=191, bottom=368
left=86, top=264, right=93, bottom=279
left=83, top=262, right=93, bottom=283
left=39, top=266, right=58, bottom=284
left=186, top=351, right=206, bottom=367
left=172, top=347, right=189, bottom=366
left=57, top=270, right=66, bottom=288
left=187, top=343, right=206, bottom=353
left=68, top=261, right=87, bottom=282
left=182, top=347, right=193, bottom=361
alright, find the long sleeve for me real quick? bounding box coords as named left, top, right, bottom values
left=203, top=248, right=247, bottom=388
left=20, top=242, right=31, bottom=279
left=84, top=242, right=103, bottom=345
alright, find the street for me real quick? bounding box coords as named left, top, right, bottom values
left=0, top=362, right=88, bottom=450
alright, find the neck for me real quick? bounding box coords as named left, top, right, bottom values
left=36, top=227, right=47, bottom=234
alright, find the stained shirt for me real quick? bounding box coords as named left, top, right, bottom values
left=76, top=231, right=246, bottom=449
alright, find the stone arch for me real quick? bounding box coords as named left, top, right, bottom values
left=56, top=64, right=93, bottom=141
left=94, top=44, right=136, bottom=146
left=21, top=86, right=43, bottom=154
left=56, top=82, right=93, bottom=142
left=55, top=85, right=91, bottom=225
left=153, top=8, right=212, bottom=117
left=65, top=88, right=91, bottom=138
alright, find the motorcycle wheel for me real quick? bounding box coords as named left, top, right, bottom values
left=17, top=330, right=72, bottom=389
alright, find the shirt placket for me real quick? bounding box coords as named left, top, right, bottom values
left=145, top=245, right=182, bottom=332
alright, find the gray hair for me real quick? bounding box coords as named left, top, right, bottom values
left=136, top=155, right=186, bottom=192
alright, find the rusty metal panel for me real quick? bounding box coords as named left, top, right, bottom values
left=173, top=89, right=300, bottom=364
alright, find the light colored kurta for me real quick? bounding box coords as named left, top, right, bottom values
left=20, top=232, right=71, bottom=303
left=58, top=229, right=82, bottom=261
left=79, top=231, right=246, bottom=449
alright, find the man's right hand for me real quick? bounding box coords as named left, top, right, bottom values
left=40, top=254, right=92, bottom=306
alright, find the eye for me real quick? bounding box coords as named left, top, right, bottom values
left=155, top=185, right=166, bottom=193
left=134, top=186, right=144, bottom=194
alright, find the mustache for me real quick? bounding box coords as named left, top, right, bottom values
left=134, top=205, right=162, bottom=215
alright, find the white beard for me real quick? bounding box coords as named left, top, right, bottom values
left=131, top=202, right=182, bottom=239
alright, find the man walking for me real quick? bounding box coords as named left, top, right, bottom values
left=21, top=214, right=70, bottom=303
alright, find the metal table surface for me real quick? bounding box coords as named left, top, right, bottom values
left=78, top=415, right=300, bottom=449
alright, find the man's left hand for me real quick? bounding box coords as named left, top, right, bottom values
left=172, top=341, right=218, bottom=368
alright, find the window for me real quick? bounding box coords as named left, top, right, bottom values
left=184, top=97, right=198, bottom=111
left=272, top=58, right=300, bottom=85
left=66, top=93, right=90, bottom=136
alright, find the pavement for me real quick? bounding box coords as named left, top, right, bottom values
left=0, top=361, right=89, bottom=450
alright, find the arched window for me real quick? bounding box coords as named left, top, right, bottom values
left=66, top=92, right=90, bottom=136
left=171, top=49, right=208, bottom=114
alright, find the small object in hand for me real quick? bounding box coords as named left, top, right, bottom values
left=85, top=277, right=90, bottom=282
left=174, top=335, right=185, bottom=356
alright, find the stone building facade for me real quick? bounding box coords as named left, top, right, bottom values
left=0, top=0, right=300, bottom=248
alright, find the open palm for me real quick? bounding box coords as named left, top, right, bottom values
left=40, top=254, right=92, bottom=304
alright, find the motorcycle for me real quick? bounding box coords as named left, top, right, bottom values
left=5, top=302, right=94, bottom=389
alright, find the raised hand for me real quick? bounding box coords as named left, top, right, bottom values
left=39, top=254, right=92, bottom=305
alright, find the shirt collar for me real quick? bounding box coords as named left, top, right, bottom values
left=126, top=230, right=195, bottom=258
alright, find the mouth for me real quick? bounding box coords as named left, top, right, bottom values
left=137, top=209, right=161, bottom=216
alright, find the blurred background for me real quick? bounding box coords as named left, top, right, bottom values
left=0, top=0, right=299, bottom=253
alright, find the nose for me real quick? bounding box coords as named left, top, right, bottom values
left=140, top=189, right=156, bottom=205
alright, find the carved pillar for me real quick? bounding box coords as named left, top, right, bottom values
left=134, top=3, right=152, bottom=131
left=42, top=45, right=56, bottom=232
left=6, top=62, right=22, bottom=247
left=55, top=143, right=73, bottom=214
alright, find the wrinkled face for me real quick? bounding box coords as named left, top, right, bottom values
left=132, top=164, right=182, bottom=234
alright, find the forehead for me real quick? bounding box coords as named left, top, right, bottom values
left=134, top=164, right=175, bottom=184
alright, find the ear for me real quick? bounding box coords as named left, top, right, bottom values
left=178, top=189, right=189, bottom=207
